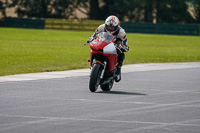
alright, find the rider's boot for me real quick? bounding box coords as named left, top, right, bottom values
left=115, top=52, right=125, bottom=82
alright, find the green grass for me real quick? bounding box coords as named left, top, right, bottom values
left=126, top=33, right=200, bottom=64
left=0, top=27, right=200, bottom=76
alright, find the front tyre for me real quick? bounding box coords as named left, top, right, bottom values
left=89, top=63, right=101, bottom=92
left=100, top=79, right=114, bottom=91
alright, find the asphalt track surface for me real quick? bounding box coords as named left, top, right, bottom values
left=0, top=63, right=200, bottom=133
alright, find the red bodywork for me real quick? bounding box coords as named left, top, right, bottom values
left=90, top=36, right=118, bottom=72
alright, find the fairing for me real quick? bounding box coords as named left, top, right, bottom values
left=90, top=32, right=118, bottom=72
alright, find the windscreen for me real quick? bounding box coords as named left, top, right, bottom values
left=98, top=32, right=114, bottom=43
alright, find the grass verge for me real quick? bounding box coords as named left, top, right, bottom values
left=0, top=27, right=200, bottom=76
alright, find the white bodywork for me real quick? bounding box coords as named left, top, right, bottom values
left=103, top=42, right=117, bottom=55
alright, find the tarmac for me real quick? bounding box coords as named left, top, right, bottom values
left=0, top=62, right=200, bottom=133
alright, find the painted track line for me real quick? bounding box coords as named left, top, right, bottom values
left=0, top=114, right=200, bottom=127
left=0, top=62, right=200, bottom=82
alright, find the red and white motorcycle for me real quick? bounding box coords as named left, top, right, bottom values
left=87, top=32, right=122, bottom=92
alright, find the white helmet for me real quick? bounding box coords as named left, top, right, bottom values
left=105, top=15, right=120, bottom=33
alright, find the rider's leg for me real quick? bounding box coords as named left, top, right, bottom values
left=115, top=52, right=125, bottom=82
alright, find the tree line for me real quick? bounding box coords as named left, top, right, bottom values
left=0, top=0, right=200, bottom=23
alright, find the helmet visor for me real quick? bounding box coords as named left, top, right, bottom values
left=106, top=25, right=117, bottom=32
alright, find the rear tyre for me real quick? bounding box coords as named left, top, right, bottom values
left=100, top=79, right=114, bottom=91
left=89, top=63, right=101, bottom=92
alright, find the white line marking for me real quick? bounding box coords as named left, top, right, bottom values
left=83, top=99, right=200, bottom=119
left=0, top=62, right=200, bottom=82
left=129, top=119, right=200, bottom=133
left=0, top=114, right=199, bottom=131
left=0, top=96, right=200, bottom=112
left=0, top=117, right=57, bottom=131
left=0, top=102, right=67, bottom=112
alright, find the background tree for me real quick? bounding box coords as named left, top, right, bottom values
left=143, top=0, right=155, bottom=22
left=194, top=0, right=200, bottom=23
left=155, top=0, right=195, bottom=23
left=72, top=0, right=89, bottom=19
left=88, top=0, right=195, bottom=23
left=0, top=0, right=8, bottom=17
left=2, top=0, right=198, bottom=24
left=98, top=0, right=142, bottom=21
left=9, top=0, right=52, bottom=18
left=9, top=0, right=74, bottom=18
left=51, top=0, right=73, bottom=18
left=89, top=0, right=101, bottom=20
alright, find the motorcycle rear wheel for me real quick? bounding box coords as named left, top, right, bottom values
left=100, top=79, right=114, bottom=91
left=89, top=63, right=101, bottom=92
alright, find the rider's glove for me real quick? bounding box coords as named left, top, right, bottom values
left=116, top=44, right=129, bottom=52
left=87, top=36, right=94, bottom=44
left=118, top=44, right=126, bottom=52
left=123, top=46, right=129, bottom=52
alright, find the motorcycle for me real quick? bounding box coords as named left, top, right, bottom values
left=86, top=32, right=122, bottom=92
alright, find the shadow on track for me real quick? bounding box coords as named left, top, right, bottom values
left=96, top=91, right=146, bottom=96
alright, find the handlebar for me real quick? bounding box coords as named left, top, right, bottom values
left=84, top=43, right=89, bottom=46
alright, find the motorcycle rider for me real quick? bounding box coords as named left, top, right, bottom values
left=87, top=15, right=129, bottom=82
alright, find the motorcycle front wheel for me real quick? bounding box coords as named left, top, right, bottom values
left=89, top=63, right=101, bottom=92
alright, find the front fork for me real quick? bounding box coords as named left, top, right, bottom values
left=90, top=59, right=107, bottom=79
left=100, top=61, right=107, bottom=79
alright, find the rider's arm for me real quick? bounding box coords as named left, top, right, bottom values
left=87, top=24, right=105, bottom=43
left=122, top=35, right=129, bottom=52
left=117, top=28, right=129, bottom=52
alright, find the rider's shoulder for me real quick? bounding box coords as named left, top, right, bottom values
left=118, top=26, right=126, bottom=38
left=119, top=26, right=126, bottom=34
left=97, top=24, right=105, bottom=32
